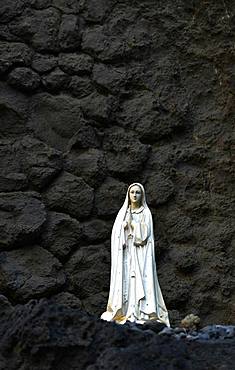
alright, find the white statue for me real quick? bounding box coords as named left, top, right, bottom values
left=101, top=183, right=170, bottom=327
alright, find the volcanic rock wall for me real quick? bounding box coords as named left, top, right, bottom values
left=0, top=0, right=234, bottom=326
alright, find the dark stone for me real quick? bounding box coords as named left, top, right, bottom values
left=118, top=92, right=185, bottom=141
left=103, top=128, right=150, bottom=176
left=145, top=173, right=174, bottom=206
left=31, top=0, right=53, bottom=10
left=0, top=295, right=13, bottom=316
left=165, top=211, right=193, bottom=242
left=170, top=248, right=199, bottom=273
left=0, top=300, right=235, bottom=370
left=59, top=53, right=94, bottom=75
left=32, top=53, right=57, bottom=74
left=14, top=136, right=63, bottom=190
left=49, top=292, right=82, bottom=309
left=81, top=219, right=111, bottom=243
left=80, top=92, right=116, bottom=122
left=58, top=14, right=80, bottom=50
left=0, top=0, right=26, bottom=24
left=0, top=173, right=28, bottom=192
left=159, top=265, right=191, bottom=308
left=65, top=244, right=110, bottom=299
left=65, top=148, right=106, bottom=188
left=141, top=321, right=166, bottom=334
left=0, top=140, right=21, bottom=186
left=82, top=22, right=151, bottom=62
left=0, top=42, right=32, bottom=74
left=8, top=67, right=41, bottom=92
left=41, top=211, right=83, bottom=260
left=42, top=68, right=71, bottom=92
left=93, top=63, right=128, bottom=94
left=63, top=123, right=100, bottom=150
left=28, top=93, right=85, bottom=151
left=79, top=0, right=111, bottom=23
left=0, top=192, right=46, bottom=250
left=82, top=290, right=109, bottom=316
left=52, top=0, right=80, bottom=14
left=0, top=82, right=29, bottom=137
left=69, top=76, right=94, bottom=98
left=44, top=172, right=94, bottom=220
left=81, top=26, right=107, bottom=57
left=9, top=8, right=61, bottom=52
left=0, top=246, right=65, bottom=301
left=95, top=178, right=127, bottom=216
left=198, top=271, right=220, bottom=293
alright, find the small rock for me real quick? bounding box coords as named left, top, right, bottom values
left=44, top=172, right=94, bottom=220
left=0, top=42, right=32, bottom=75
left=80, top=92, right=116, bottom=122
left=59, top=53, right=93, bottom=75
left=0, top=246, right=66, bottom=301
left=145, top=173, right=174, bottom=206
left=50, top=292, right=82, bottom=309
left=0, top=173, right=28, bottom=192
left=59, top=14, right=80, bottom=50
left=95, top=178, right=127, bottom=216
left=41, top=212, right=83, bottom=260
left=28, top=93, right=84, bottom=151
left=0, top=191, right=46, bottom=250
left=9, top=8, right=61, bottom=52
left=8, top=67, right=40, bottom=92
left=32, top=53, right=57, bottom=73
left=64, top=148, right=106, bottom=188
left=69, top=76, right=94, bottom=98
left=42, top=68, right=71, bottom=92
left=159, top=327, right=175, bottom=336
left=174, top=327, right=186, bottom=334
left=82, top=219, right=111, bottom=243
left=181, top=314, right=200, bottom=331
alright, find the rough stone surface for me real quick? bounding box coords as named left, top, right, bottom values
left=0, top=0, right=234, bottom=335
left=93, top=64, right=129, bottom=95
left=42, top=68, right=71, bottom=92
left=81, top=219, right=111, bottom=243
left=0, top=300, right=234, bottom=370
left=95, top=178, right=127, bottom=216
left=64, top=148, right=106, bottom=187
left=0, top=82, right=30, bottom=137
left=9, top=8, right=61, bottom=52
left=65, top=244, right=110, bottom=299
left=103, top=128, right=151, bottom=177
left=28, top=93, right=85, bottom=151
left=69, top=75, right=94, bottom=98
left=0, top=42, right=32, bottom=75
left=44, top=172, right=94, bottom=220
left=0, top=136, right=63, bottom=191
left=0, top=247, right=65, bottom=301
left=59, top=53, right=94, bottom=75
left=14, top=136, right=64, bottom=190
left=31, top=53, right=57, bottom=74
left=41, top=211, right=83, bottom=260
left=0, top=192, right=46, bottom=250
left=8, top=67, right=41, bottom=92
left=59, top=14, right=80, bottom=51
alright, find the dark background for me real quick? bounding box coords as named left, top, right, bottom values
left=0, top=0, right=234, bottom=328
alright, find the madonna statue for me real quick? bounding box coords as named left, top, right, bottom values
left=101, top=183, right=170, bottom=326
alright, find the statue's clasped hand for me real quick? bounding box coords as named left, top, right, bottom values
left=134, top=239, right=147, bottom=247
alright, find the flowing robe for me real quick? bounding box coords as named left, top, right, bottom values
left=101, top=184, right=170, bottom=327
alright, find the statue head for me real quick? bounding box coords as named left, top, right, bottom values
left=128, top=184, right=142, bottom=207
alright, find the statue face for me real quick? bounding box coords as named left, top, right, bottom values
left=129, top=185, right=142, bottom=205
